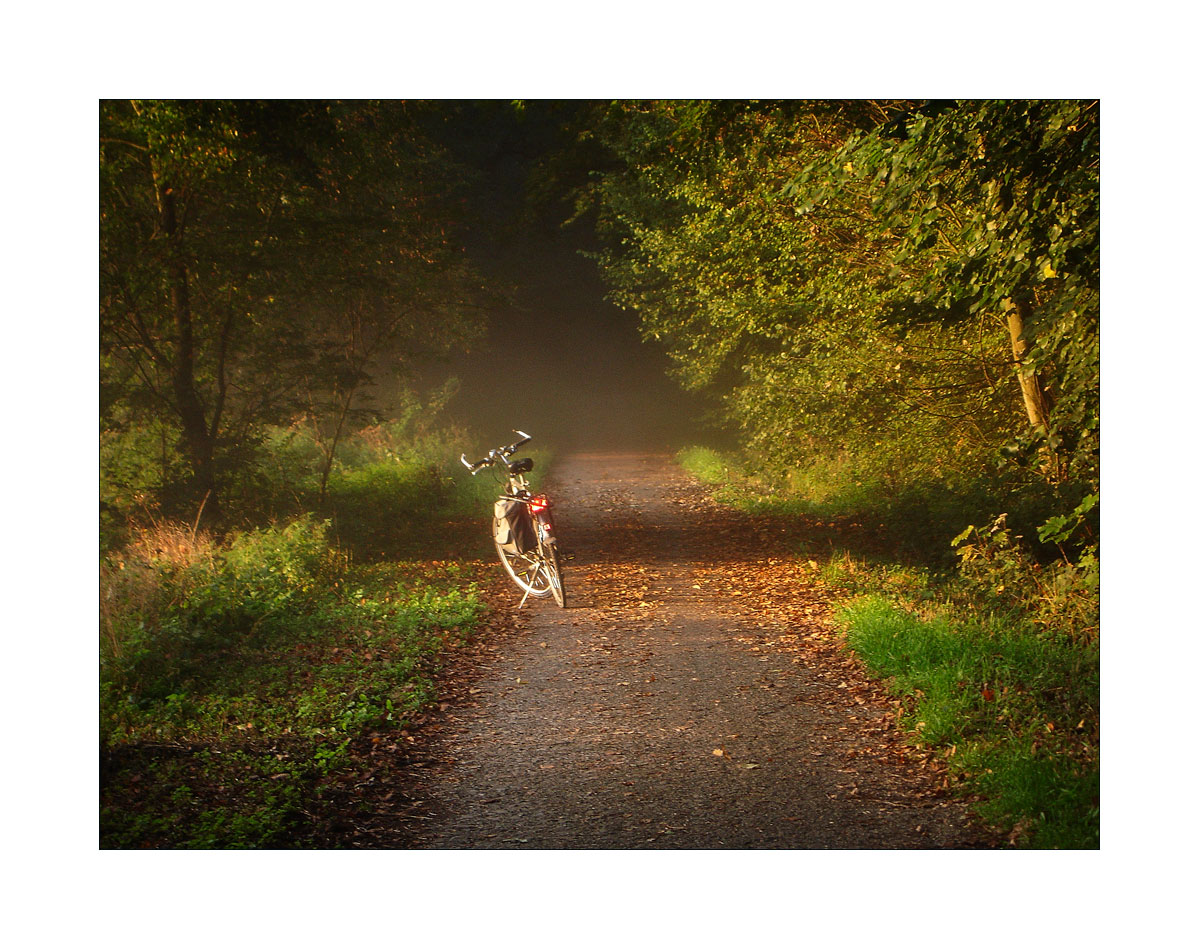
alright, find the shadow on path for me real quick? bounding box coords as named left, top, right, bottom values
left=377, top=453, right=995, bottom=849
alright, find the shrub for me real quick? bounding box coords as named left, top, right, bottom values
left=323, top=459, right=445, bottom=556
left=100, top=518, right=336, bottom=708
left=952, top=514, right=1099, bottom=643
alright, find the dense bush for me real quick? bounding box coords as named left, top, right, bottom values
left=99, top=413, right=501, bottom=847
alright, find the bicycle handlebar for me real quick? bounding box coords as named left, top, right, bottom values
left=460, top=430, right=532, bottom=474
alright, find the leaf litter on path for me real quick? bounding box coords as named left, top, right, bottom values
left=350, top=453, right=998, bottom=850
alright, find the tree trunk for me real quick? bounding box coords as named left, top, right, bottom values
left=1006, top=298, right=1066, bottom=482
left=1005, top=298, right=1052, bottom=433
left=317, top=385, right=357, bottom=505
left=156, top=174, right=218, bottom=512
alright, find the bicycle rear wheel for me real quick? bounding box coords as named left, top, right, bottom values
left=495, top=537, right=555, bottom=599
left=542, top=538, right=566, bottom=608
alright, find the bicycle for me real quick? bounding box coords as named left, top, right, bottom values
left=461, top=430, right=566, bottom=608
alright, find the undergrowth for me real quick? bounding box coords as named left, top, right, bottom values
left=99, top=413, right=540, bottom=848
left=679, top=445, right=1101, bottom=849
left=100, top=517, right=486, bottom=848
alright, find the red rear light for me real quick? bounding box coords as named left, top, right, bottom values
left=529, top=494, right=549, bottom=514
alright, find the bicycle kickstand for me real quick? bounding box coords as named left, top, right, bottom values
left=518, top=562, right=545, bottom=609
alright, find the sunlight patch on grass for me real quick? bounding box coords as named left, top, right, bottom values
left=838, top=596, right=1099, bottom=848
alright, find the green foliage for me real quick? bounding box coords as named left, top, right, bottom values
left=102, top=749, right=315, bottom=849
left=323, top=462, right=435, bottom=553
left=952, top=513, right=1098, bottom=643
left=582, top=99, right=1099, bottom=553
left=100, top=505, right=487, bottom=848
left=675, top=446, right=733, bottom=485
left=102, top=518, right=484, bottom=731
left=100, top=417, right=185, bottom=549
left=99, top=413, right=501, bottom=848
left=102, top=518, right=335, bottom=705
left=681, top=444, right=1034, bottom=572
left=839, top=596, right=1099, bottom=848
left=100, top=379, right=492, bottom=551
left=820, top=100, right=1100, bottom=490
left=100, top=100, right=488, bottom=513
left=1036, top=491, right=1099, bottom=549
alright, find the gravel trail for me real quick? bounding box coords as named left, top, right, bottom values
left=391, top=453, right=993, bottom=849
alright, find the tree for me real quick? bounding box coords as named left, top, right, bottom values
left=100, top=100, right=485, bottom=518
left=816, top=99, right=1100, bottom=488
left=579, top=100, right=1098, bottom=510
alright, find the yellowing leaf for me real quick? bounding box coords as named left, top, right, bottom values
left=1043, top=262, right=1057, bottom=278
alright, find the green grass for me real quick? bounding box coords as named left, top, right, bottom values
left=99, top=417, right=530, bottom=848
left=840, top=597, right=1099, bottom=848
left=100, top=515, right=488, bottom=848
left=676, top=446, right=733, bottom=486
left=100, top=396, right=569, bottom=848
left=678, top=445, right=1101, bottom=849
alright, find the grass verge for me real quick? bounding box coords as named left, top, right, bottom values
left=100, top=518, right=488, bottom=848
left=679, top=446, right=1100, bottom=849
left=839, top=596, right=1098, bottom=848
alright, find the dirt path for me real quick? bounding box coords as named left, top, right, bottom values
left=378, top=453, right=995, bottom=849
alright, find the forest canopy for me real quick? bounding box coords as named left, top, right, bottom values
left=571, top=99, right=1099, bottom=552
left=100, top=98, right=1100, bottom=564
left=100, top=99, right=487, bottom=521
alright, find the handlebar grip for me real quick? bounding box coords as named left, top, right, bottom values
left=460, top=453, right=489, bottom=473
